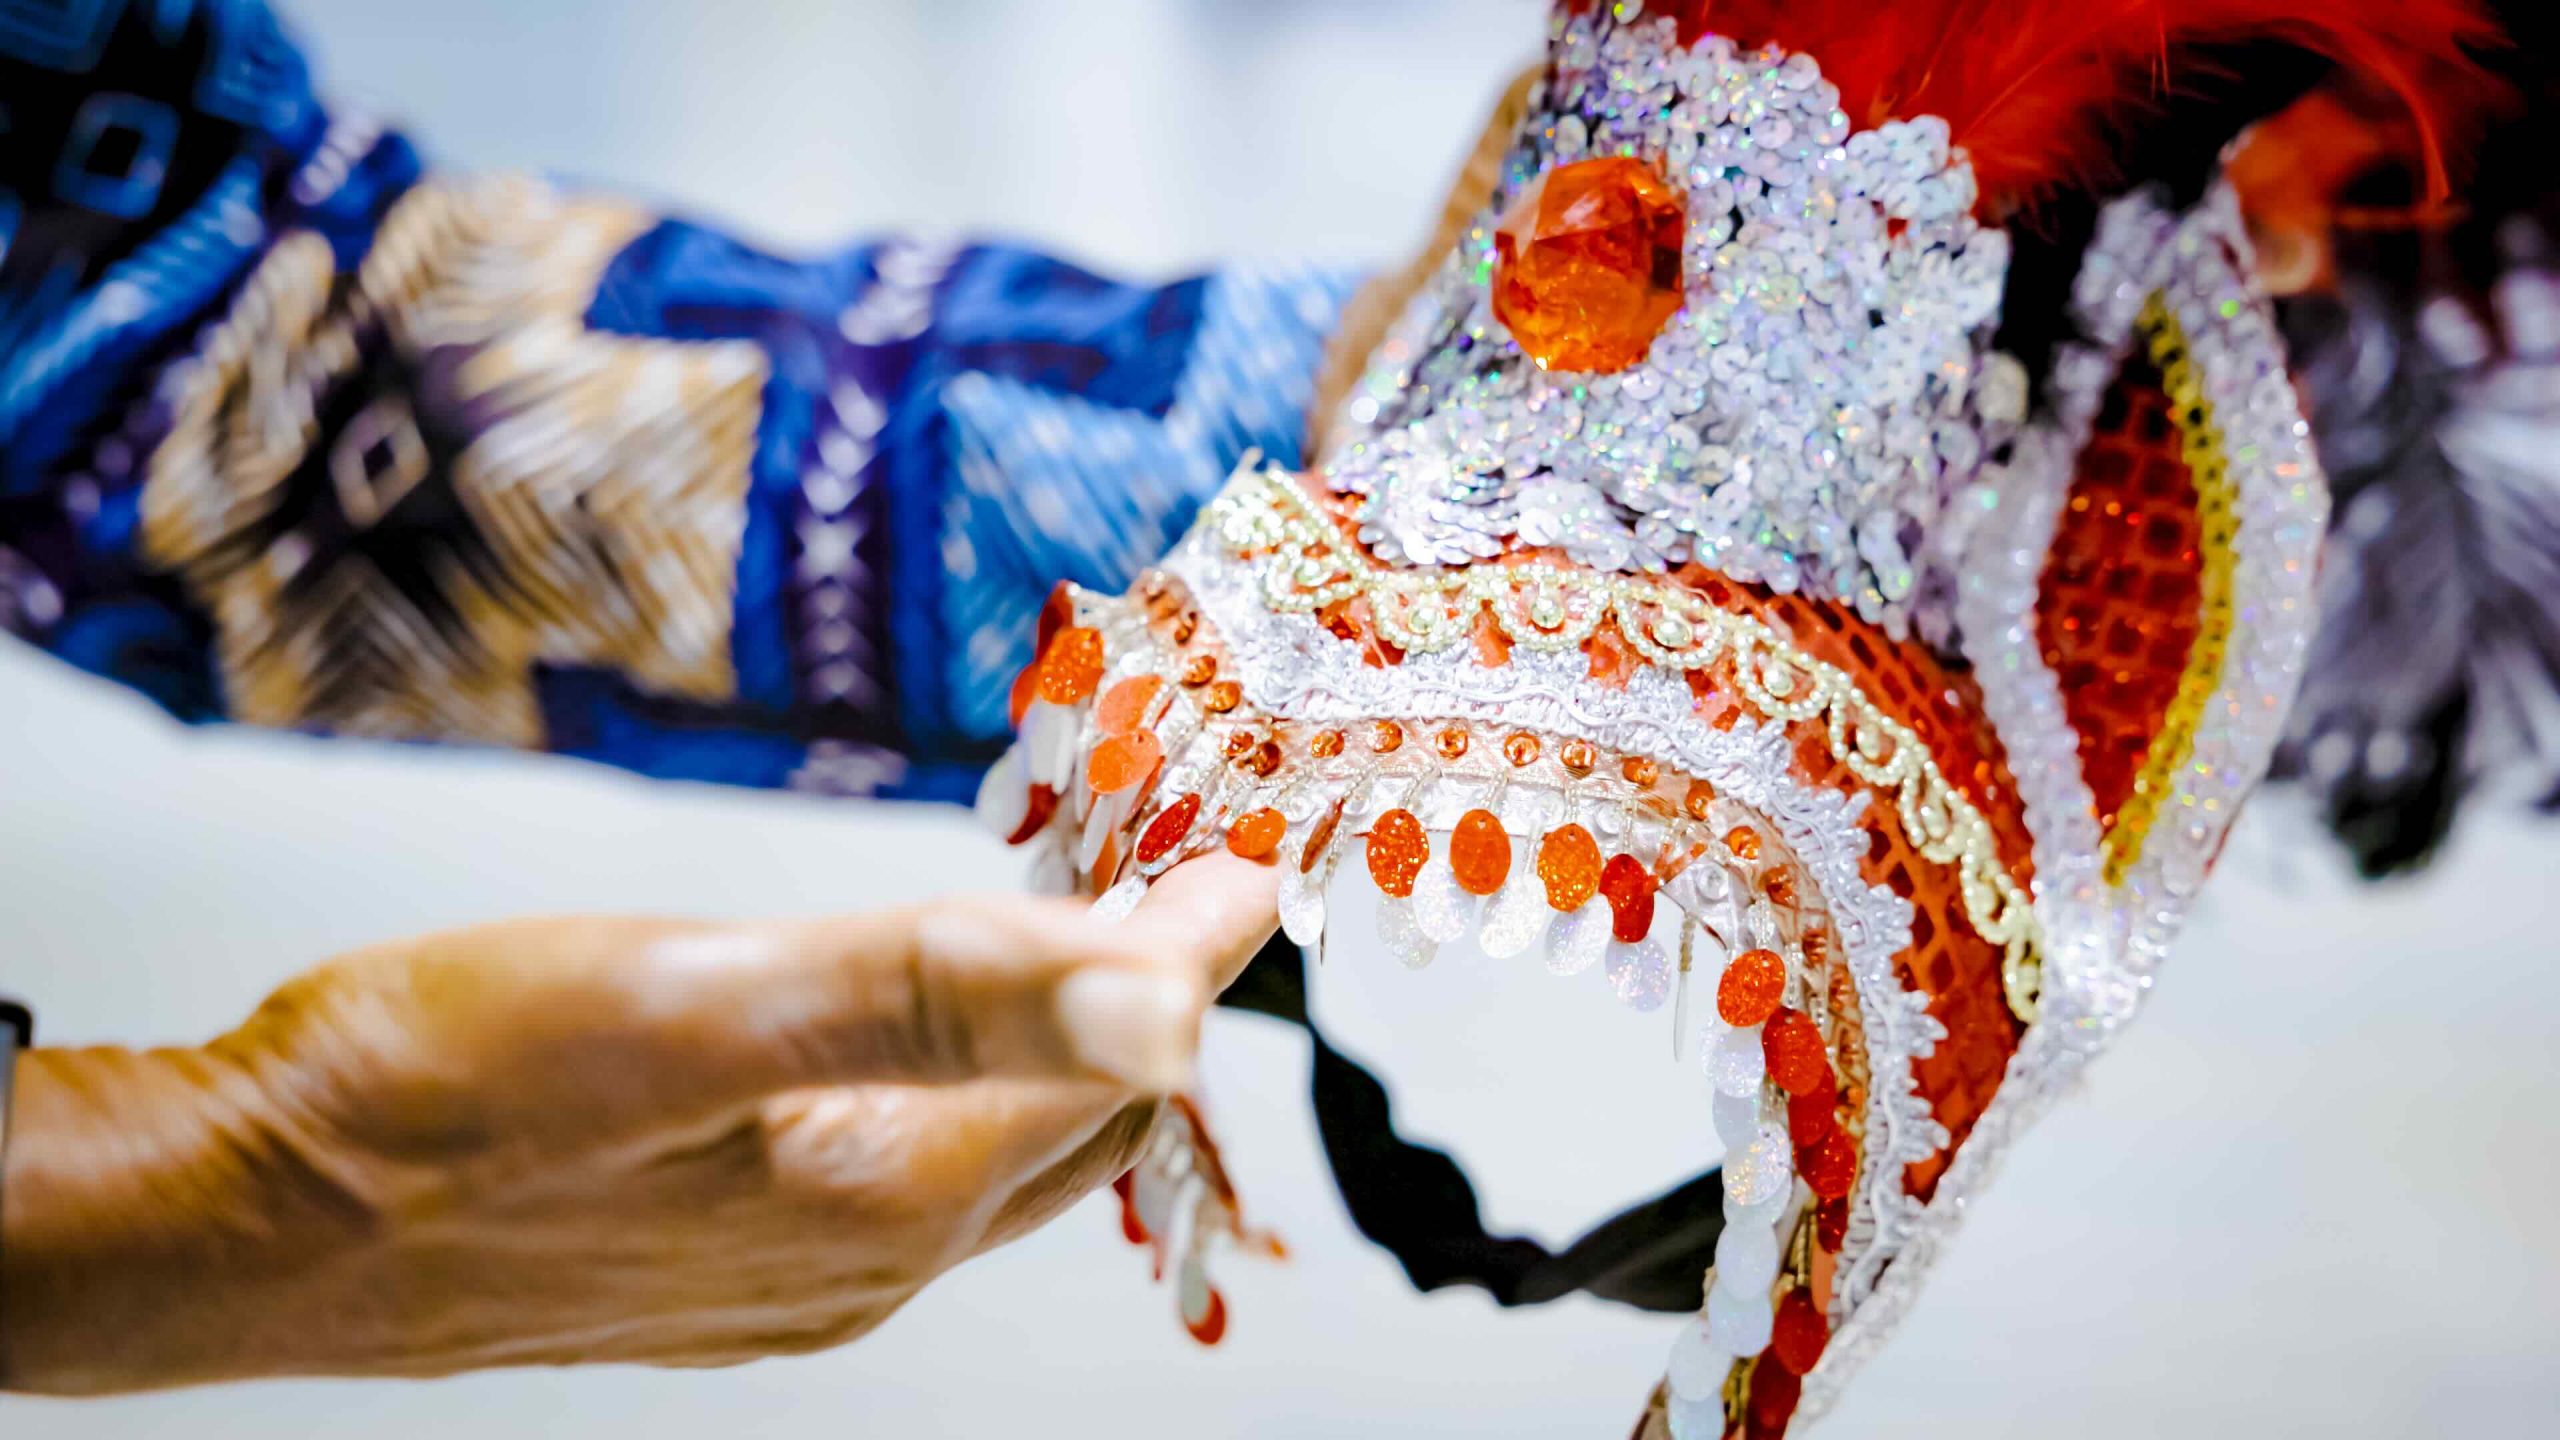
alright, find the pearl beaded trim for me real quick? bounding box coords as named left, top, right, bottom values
left=1208, top=466, right=2042, bottom=1019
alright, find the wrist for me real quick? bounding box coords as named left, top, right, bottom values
left=0, top=1046, right=345, bottom=1394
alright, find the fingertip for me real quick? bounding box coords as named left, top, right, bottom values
left=1054, top=967, right=1204, bottom=1093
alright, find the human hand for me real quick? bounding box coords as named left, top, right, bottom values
left=0, top=854, right=1277, bottom=1394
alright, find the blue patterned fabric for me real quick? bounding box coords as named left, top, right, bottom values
left=0, top=0, right=1357, bottom=802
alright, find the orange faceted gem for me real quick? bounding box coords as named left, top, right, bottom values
left=1503, top=732, right=1542, bottom=767
left=1437, top=726, right=1471, bottom=760
left=1621, top=756, right=1659, bottom=788
left=1137, top=792, right=1202, bottom=864
left=1204, top=681, right=1242, bottom=714
left=1717, top=948, right=1788, bottom=1027
left=1180, top=653, right=1218, bottom=688
left=1450, top=809, right=1513, bottom=896
left=1559, top=739, right=1598, bottom=775
left=1724, top=824, right=1763, bottom=861
left=1087, top=730, right=1162, bottom=795
left=1249, top=740, right=1284, bottom=778
left=1599, top=854, right=1655, bottom=942
left=1762, top=1007, right=1831, bottom=1095
left=1536, top=824, right=1604, bottom=910
left=1762, top=867, right=1799, bottom=908
left=1684, top=780, right=1716, bottom=821
left=1371, top=720, right=1406, bottom=753
left=1222, top=729, right=1256, bottom=760
left=1096, top=675, right=1163, bottom=736
left=1227, top=807, right=1288, bottom=859
left=1491, top=157, right=1686, bottom=374
left=1366, top=808, right=1430, bottom=898
left=1310, top=729, right=1346, bottom=759
left=1771, top=1290, right=1831, bottom=1377
left=1037, top=627, right=1105, bottom=705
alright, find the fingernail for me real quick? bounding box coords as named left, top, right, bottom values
left=1056, top=969, right=1199, bottom=1092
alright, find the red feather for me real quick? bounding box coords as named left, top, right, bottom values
left=1565, top=0, right=2502, bottom=213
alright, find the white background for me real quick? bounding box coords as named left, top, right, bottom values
left=4, top=1, right=2557, bottom=1434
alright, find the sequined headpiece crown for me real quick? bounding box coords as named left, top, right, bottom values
left=977, top=1, right=2489, bottom=1432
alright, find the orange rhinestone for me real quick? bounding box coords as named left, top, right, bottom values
left=1815, top=1196, right=1849, bottom=1253
left=1171, top=612, right=1198, bottom=645
left=1503, top=732, right=1541, bottom=767
left=1007, top=661, right=1040, bottom=728
left=1786, top=1074, right=1839, bottom=1147
left=1747, top=1359, right=1803, bottom=1433
left=1436, top=726, right=1470, bottom=760
left=1559, top=739, right=1598, bottom=775
left=1771, top=1291, right=1831, bottom=1377
left=1037, top=580, right=1076, bottom=656
left=1370, top=719, right=1405, bottom=753
left=1222, top=730, right=1255, bottom=760
left=1006, top=783, right=1059, bottom=846
left=1535, top=825, right=1603, bottom=910
left=1491, top=156, right=1686, bottom=374
left=1798, top=1127, right=1859, bottom=1201
left=1717, top=948, right=1787, bottom=1027
left=1096, top=675, right=1163, bottom=736
left=1249, top=740, right=1284, bottom=778
left=1136, top=792, right=1202, bottom=864
left=1365, top=808, right=1430, bottom=898
left=1310, top=729, right=1345, bottom=759
left=1762, top=1007, right=1830, bottom=1095
left=1762, top=868, right=1799, bottom=908
left=1599, top=854, right=1656, bottom=942
left=1724, top=824, right=1763, bottom=861
left=1037, top=627, right=1105, bottom=705
left=1180, top=653, right=1218, bottom=688
left=1449, top=810, right=1512, bottom=896
left=1301, top=797, right=1346, bottom=873
left=1204, top=681, right=1242, bottom=714
left=1620, top=756, right=1659, bottom=788
left=1227, top=807, right=1287, bottom=860
left=1087, top=730, right=1162, bottom=795
left=1683, top=780, right=1716, bottom=821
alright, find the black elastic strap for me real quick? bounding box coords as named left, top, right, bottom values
left=1218, top=936, right=1721, bottom=1313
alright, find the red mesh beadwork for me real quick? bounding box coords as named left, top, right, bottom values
left=2034, top=357, right=2205, bottom=835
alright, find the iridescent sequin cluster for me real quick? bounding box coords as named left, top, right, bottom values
left=1330, top=5, right=2024, bottom=635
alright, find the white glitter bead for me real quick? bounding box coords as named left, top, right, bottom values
left=1279, top=858, right=1328, bottom=950
left=1377, top=893, right=1438, bottom=970
left=1666, top=1321, right=1734, bottom=1403
left=1606, top=935, right=1673, bottom=1010
left=1706, top=1281, right=1774, bottom=1356
left=1723, top=1122, right=1793, bottom=1208
left=1089, top=876, right=1147, bottom=924
left=1478, top=869, right=1554, bottom=959
left=1711, top=1088, right=1762, bottom=1150
left=1707, top=1023, right=1765, bottom=1096
left=972, top=744, right=1032, bottom=840
left=1713, top=1215, right=1781, bottom=1290
left=1724, top=1181, right=1789, bottom=1233
left=1667, top=1392, right=1727, bottom=1440
left=1545, top=901, right=1611, bottom=976
left=1413, top=855, right=1477, bottom=942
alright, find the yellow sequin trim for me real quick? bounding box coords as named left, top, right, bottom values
left=1208, top=468, right=2044, bottom=1019
left=2101, top=295, right=2240, bottom=885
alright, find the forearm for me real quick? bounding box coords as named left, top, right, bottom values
left=0, top=1045, right=344, bottom=1395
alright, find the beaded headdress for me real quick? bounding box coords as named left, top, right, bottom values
left=977, top=1, right=2491, bottom=1432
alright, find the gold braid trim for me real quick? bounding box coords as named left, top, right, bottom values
left=2101, top=295, right=2241, bottom=886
